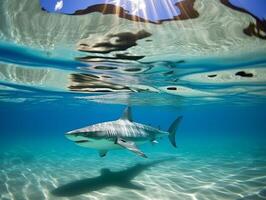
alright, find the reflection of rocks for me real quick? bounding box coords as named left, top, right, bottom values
left=72, top=0, right=199, bottom=24
left=3, top=0, right=266, bottom=60
left=159, top=85, right=215, bottom=97
left=80, top=62, right=151, bottom=74
left=221, top=0, right=266, bottom=40
left=235, top=71, right=253, bottom=78
left=73, top=3, right=149, bottom=23
left=77, top=54, right=145, bottom=62
left=175, top=0, right=199, bottom=21
left=244, top=20, right=266, bottom=40
left=78, top=30, right=152, bottom=54
left=160, top=85, right=266, bottom=97
left=180, top=68, right=266, bottom=84
left=69, top=73, right=132, bottom=93
left=68, top=72, right=159, bottom=94
left=114, top=54, right=145, bottom=61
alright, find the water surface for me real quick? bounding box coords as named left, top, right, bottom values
left=0, top=0, right=266, bottom=199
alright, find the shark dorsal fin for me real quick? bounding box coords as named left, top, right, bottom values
left=120, top=106, right=133, bottom=121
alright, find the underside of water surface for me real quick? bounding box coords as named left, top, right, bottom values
left=0, top=0, right=266, bottom=200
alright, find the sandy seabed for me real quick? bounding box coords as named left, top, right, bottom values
left=0, top=144, right=265, bottom=200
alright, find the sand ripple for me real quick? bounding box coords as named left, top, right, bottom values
left=0, top=146, right=265, bottom=200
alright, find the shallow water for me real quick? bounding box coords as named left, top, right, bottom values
left=1, top=0, right=266, bottom=200
left=1, top=103, right=266, bottom=200
left=1, top=139, right=266, bottom=200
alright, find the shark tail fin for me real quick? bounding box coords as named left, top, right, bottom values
left=168, top=116, right=183, bottom=148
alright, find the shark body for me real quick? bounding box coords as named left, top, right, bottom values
left=65, top=107, right=182, bottom=158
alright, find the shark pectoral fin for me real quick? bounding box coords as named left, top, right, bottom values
left=115, top=138, right=147, bottom=158
left=99, top=150, right=108, bottom=157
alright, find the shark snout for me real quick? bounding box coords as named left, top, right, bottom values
left=66, top=130, right=77, bottom=135
left=65, top=130, right=80, bottom=141
left=65, top=129, right=91, bottom=143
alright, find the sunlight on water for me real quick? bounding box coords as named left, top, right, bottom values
left=0, top=0, right=266, bottom=200
left=0, top=41, right=266, bottom=106
left=0, top=0, right=266, bottom=106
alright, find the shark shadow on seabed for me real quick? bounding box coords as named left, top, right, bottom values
left=51, top=157, right=176, bottom=197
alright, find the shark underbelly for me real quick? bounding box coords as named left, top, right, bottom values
left=76, top=138, right=148, bottom=150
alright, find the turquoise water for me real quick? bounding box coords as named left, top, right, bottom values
left=1, top=99, right=266, bottom=200
left=1, top=0, right=266, bottom=199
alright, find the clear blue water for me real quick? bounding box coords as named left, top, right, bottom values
left=1, top=0, right=266, bottom=199
left=1, top=100, right=266, bottom=200
left=1, top=69, right=266, bottom=199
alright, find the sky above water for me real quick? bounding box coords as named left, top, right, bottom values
left=40, top=0, right=266, bottom=21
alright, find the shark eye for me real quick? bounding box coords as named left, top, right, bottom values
left=121, top=139, right=126, bottom=143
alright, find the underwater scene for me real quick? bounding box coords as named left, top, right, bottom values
left=0, top=0, right=266, bottom=200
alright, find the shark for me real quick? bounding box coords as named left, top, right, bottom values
left=65, top=107, right=182, bottom=158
